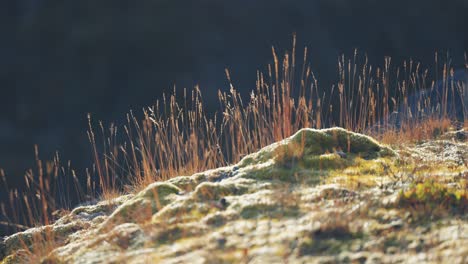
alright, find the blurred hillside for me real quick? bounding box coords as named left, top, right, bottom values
left=0, top=0, right=467, bottom=190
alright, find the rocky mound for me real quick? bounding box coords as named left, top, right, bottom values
left=2, top=127, right=467, bottom=263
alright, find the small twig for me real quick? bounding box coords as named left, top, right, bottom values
left=0, top=221, right=30, bottom=231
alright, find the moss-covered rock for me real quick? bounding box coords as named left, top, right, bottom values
left=100, top=182, right=180, bottom=229
left=4, top=128, right=468, bottom=263
left=239, top=128, right=395, bottom=186
left=290, top=127, right=394, bottom=157
left=167, top=175, right=200, bottom=192
left=238, top=127, right=389, bottom=167
left=240, top=127, right=394, bottom=170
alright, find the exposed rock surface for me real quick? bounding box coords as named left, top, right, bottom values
left=1, top=127, right=467, bottom=263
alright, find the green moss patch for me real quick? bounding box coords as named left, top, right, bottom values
left=324, top=157, right=396, bottom=190
left=239, top=203, right=300, bottom=219
left=242, top=162, right=326, bottom=184
left=397, top=180, right=468, bottom=219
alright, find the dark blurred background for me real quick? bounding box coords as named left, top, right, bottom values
left=0, top=0, right=467, bottom=234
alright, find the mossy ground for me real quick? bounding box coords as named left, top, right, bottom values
left=1, top=127, right=467, bottom=263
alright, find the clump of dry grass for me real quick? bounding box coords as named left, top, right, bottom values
left=1, top=146, right=85, bottom=233
left=378, top=117, right=454, bottom=144
left=0, top=35, right=466, bottom=260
